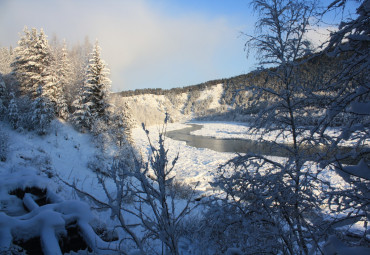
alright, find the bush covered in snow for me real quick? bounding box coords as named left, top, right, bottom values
left=0, top=129, right=8, bottom=162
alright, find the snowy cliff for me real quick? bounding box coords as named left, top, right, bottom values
left=111, top=83, right=227, bottom=125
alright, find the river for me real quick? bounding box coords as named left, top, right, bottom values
left=166, top=124, right=292, bottom=158
left=166, top=124, right=363, bottom=164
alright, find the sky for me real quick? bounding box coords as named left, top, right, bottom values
left=0, top=0, right=358, bottom=92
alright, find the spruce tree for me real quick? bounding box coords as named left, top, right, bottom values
left=71, top=92, right=92, bottom=132
left=119, top=102, right=135, bottom=144
left=7, top=93, right=19, bottom=129
left=109, top=103, right=135, bottom=146
left=72, top=40, right=111, bottom=131
left=0, top=74, right=6, bottom=119
left=12, top=27, right=51, bottom=99
left=43, top=59, right=68, bottom=120
left=0, top=46, right=13, bottom=74
left=84, top=41, right=111, bottom=120
left=12, top=28, right=67, bottom=119
left=57, top=42, right=74, bottom=113
left=11, top=27, right=33, bottom=96
left=29, top=28, right=51, bottom=99
left=32, top=85, right=54, bottom=135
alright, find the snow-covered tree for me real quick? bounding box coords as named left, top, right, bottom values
left=0, top=46, right=13, bottom=74
left=29, top=28, right=52, bottom=99
left=12, top=28, right=50, bottom=99
left=0, top=74, right=6, bottom=119
left=7, top=92, right=19, bottom=129
left=72, top=41, right=111, bottom=131
left=133, top=122, right=197, bottom=255
left=68, top=38, right=92, bottom=103
left=315, top=0, right=370, bottom=251
left=213, top=1, right=330, bottom=254
left=109, top=102, right=136, bottom=146
left=84, top=40, right=111, bottom=120
left=319, top=0, right=369, bottom=167
left=34, top=29, right=68, bottom=119
left=57, top=42, right=74, bottom=111
left=11, top=27, right=32, bottom=96
left=31, top=85, right=54, bottom=135
left=0, top=129, right=8, bottom=162
left=210, top=1, right=370, bottom=253
left=42, top=61, right=68, bottom=120
left=12, top=27, right=68, bottom=120
left=71, top=92, right=92, bottom=132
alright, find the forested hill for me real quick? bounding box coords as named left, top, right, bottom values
left=112, top=53, right=340, bottom=125
left=116, top=73, right=247, bottom=98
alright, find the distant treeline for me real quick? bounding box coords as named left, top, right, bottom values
left=116, top=78, right=226, bottom=97
left=116, top=53, right=341, bottom=108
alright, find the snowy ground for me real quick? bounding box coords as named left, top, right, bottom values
left=1, top=120, right=362, bottom=199
left=0, top=120, right=238, bottom=206
left=1, top=119, right=366, bottom=200
left=0, top=120, right=243, bottom=253
left=132, top=122, right=236, bottom=192
left=0, top=120, right=105, bottom=201
left=0, top=120, right=367, bottom=253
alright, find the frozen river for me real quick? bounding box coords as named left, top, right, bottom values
left=166, top=123, right=362, bottom=164
left=166, top=124, right=292, bottom=157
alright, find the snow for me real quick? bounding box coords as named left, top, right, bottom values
left=195, top=83, right=223, bottom=109
left=132, top=122, right=236, bottom=192
left=190, top=121, right=370, bottom=147
left=1, top=119, right=237, bottom=253
left=1, top=119, right=368, bottom=253
left=114, top=84, right=225, bottom=125
left=0, top=118, right=364, bottom=198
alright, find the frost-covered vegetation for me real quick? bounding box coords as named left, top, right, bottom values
left=0, top=0, right=369, bottom=254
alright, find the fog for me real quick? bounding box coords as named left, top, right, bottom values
left=0, top=0, right=253, bottom=91
left=0, top=0, right=342, bottom=92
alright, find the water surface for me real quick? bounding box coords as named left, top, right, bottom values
left=166, top=124, right=364, bottom=164
left=166, top=124, right=292, bottom=157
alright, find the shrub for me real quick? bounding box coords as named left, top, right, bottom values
left=0, top=129, right=9, bottom=162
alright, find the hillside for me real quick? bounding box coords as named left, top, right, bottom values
left=111, top=83, right=229, bottom=125
left=112, top=53, right=340, bottom=125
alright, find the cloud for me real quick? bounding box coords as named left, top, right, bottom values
left=0, top=0, right=250, bottom=91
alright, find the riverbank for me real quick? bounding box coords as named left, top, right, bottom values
left=132, top=121, right=352, bottom=192
left=133, top=121, right=370, bottom=191
left=132, top=123, right=237, bottom=192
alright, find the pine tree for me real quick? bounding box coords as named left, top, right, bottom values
left=58, top=42, right=74, bottom=112
left=69, top=40, right=91, bottom=101
left=12, top=27, right=67, bottom=120
left=119, top=102, right=135, bottom=144
left=72, top=41, right=111, bottom=131
left=7, top=93, right=19, bottom=129
left=43, top=60, right=68, bottom=120
left=0, top=46, right=13, bottom=74
left=0, top=74, right=6, bottom=119
left=109, top=102, right=135, bottom=146
left=29, top=28, right=51, bottom=99
left=11, top=27, right=33, bottom=96
left=12, top=27, right=50, bottom=99
left=84, top=41, right=111, bottom=120
left=32, top=85, right=54, bottom=135
left=71, top=92, right=92, bottom=132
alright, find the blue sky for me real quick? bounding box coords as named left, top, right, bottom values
left=0, top=0, right=358, bottom=92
